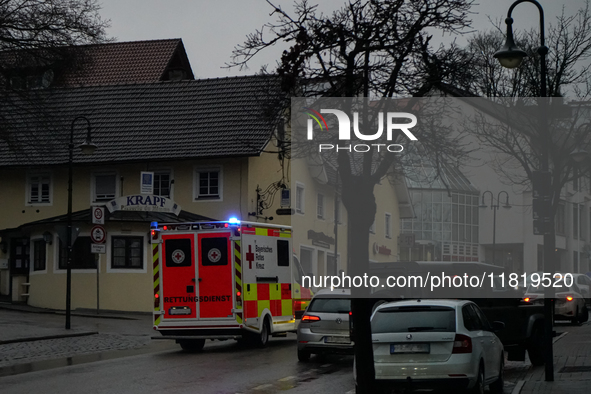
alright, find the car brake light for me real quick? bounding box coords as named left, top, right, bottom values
left=301, top=315, right=321, bottom=322
left=566, top=295, right=574, bottom=301
left=524, top=297, right=530, bottom=302
left=452, top=334, right=472, bottom=354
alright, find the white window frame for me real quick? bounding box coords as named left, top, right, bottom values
left=193, top=165, right=223, bottom=202
left=295, top=182, right=305, bottom=215
left=107, top=232, right=148, bottom=273
left=26, top=172, right=53, bottom=206
left=317, top=193, right=325, bottom=219
left=385, top=212, right=392, bottom=239
left=91, top=171, right=119, bottom=203
left=29, top=236, right=48, bottom=274
left=153, top=168, right=174, bottom=199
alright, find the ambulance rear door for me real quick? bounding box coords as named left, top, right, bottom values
left=196, top=231, right=234, bottom=319
left=161, top=233, right=198, bottom=320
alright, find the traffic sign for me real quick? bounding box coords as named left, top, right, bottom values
left=91, top=225, right=106, bottom=244
left=91, top=244, right=106, bottom=254
left=92, top=206, right=105, bottom=225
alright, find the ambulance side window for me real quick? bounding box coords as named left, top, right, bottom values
left=277, top=240, right=289, bottom=267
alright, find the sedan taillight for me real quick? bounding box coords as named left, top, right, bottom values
left=452, top=334, right=472, bottom=354
left=301, top=314, right=321, bottom=322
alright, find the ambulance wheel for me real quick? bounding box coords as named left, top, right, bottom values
left=179, top=339, right=205, bottom=352
left=255, top=318, right=270, bottom=348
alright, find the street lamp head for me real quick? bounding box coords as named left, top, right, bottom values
left=79, top=140, right=97, bottom=155
left=571, top=147, right=588, bottom=164
left=494, top=18, right=528, bottom=69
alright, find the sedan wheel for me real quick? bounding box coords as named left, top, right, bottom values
left=489, top=356, right=504, bottom=394
left=468, top=364, right=484, bottom=394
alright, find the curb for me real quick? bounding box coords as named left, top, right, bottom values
left=511, top=331, right=571, bottom=394
left=0, top=331, right=98, bottom=345
left=511, top=380, right=526, bottom=394
left=0, top=304, right=141, bottom=320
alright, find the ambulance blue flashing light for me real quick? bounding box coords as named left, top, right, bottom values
left=228, top=217, right=240, bottom=224
left=150, top=221, right=158, bottom=229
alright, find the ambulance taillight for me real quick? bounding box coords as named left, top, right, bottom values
left=236, top=290, right=242, bottom=307
left=150, top=229, right=160, bottom=244
left=154, top=293, right=160, bottom=308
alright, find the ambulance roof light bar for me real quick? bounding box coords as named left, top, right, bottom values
left=150, top=221, right=158, bottom=229
left=228, top=217, right=240, bottom=224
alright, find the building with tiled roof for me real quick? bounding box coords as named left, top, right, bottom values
left=0, top=74, right=287, bottom=312
left=0, top=39, right=194, bottom=89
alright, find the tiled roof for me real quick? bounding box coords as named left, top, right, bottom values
left=0, top=75, right=283, bottom=167
left=55, top=39, right=194, bottom=86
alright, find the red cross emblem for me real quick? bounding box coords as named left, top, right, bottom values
left=208, top=248, right=222, bottom=263
left=246, top=245, right=255, bottom=269
left=171, top=249, right=185, bottom=264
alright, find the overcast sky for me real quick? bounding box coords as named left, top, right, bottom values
left=98, top=0, right=588, bottom=79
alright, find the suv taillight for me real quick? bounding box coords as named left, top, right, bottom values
left=452, top=334, right=472, bottom=354
left=301, top=314, right=321, bottom=322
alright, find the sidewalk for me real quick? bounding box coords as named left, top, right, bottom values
left=515, top=321, right=591, bottom=394
left=0, top=302, right=143, bottom=344
left=0, top=302, right=159, bottom=371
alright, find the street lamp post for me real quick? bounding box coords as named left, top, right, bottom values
left=494, top=0, right=554, bottom=382
left=480, top=191, right=512, bottom=266
left=66, top=116, right=97, bottom=330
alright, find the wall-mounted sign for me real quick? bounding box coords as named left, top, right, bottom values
left=378, top=245, right=392, bottom=256
left=141, top=172, right=154, bottom=194
left=307, top=230, right=335, bottom=248
left=281, top=189, right=291, bottom=207
left=107, top=195, right=181, bottom=215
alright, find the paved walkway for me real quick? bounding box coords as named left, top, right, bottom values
left=0, top=303, right=161, bottom=370
left=515, top=320, right=591, bottom=394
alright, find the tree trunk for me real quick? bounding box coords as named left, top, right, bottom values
left=341, top=174, right=377, bottom=393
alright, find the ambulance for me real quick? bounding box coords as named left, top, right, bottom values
left=151, top=219, right=308, bottom=351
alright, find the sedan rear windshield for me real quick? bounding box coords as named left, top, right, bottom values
left=307, top=298, right=351, bottom=313
left=372, top=306, right=456, bottom=333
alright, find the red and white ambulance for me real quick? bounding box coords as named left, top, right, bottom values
left=151, top=219, right=305, bottom=351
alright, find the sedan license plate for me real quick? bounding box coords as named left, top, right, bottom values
left=390, top=343, right=430, bottom=354
left=324, top=336, right=351, bottom=344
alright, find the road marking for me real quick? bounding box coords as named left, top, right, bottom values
left=320, top=363, right=332, bottom=368
left=253, top=384, right=274, bottom=390
left=278, top=376, right=295, bottom=382
left=511, top=380, right=525, bottom=394
left=553, top=331, right=569, bottom=343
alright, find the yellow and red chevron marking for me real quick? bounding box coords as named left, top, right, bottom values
left=234, top=241, right=243, bottom=324
left=153, top=243, right=161, bottom=326
left=244, top=283, right=293, bottom=319
left=240, top=226, right=291, bottom=238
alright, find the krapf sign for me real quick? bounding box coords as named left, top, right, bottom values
left=107, top=195, right=181, bottom=216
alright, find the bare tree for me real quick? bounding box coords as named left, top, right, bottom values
left=230, top=1, right=475, bottom=392
left=0, top=0, right=110, bottom=140
left=459, top=1, right=591, bottom=98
